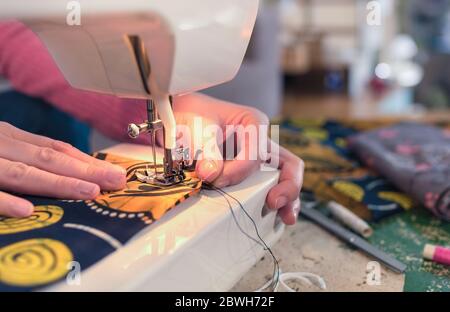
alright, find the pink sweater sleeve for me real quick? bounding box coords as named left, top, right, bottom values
left=0, top=21, right=147, bottom=144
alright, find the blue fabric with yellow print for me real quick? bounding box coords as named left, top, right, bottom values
left=328, top=175, right=414, bottom=221
left=0, top=200, right=149, bottom=291
left=0, top=154, right=201, bottom=291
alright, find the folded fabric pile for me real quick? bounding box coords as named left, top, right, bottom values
left=280, top=118, right=450, bottom=222
left=279, top=119, right=414, bottom=221
left=350, top=123, right=450, bottom=221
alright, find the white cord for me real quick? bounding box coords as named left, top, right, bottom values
left=255, top=268, right=326, bottom=292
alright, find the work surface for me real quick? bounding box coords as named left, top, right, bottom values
left=234, top=207, right=450, bottom=292
left=233, top=220, right=405, bottom=292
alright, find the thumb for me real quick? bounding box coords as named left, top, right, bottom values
left=196, top=158, right=223, bottom=183
left=172, top=112, right=224, bottom=182
left=195, top=131, right=224, bottom=183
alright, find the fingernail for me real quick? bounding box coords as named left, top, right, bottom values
left=112, top=164, right=127, bottom=174
left=214, top=179, right=229, bottom=189
left=294, top=202, right=301, bottom=218
left=11, top=201, right=33, bottom=218
left=78, top=182, right=100, bottom=198
left=275, top=196, right=289, bottom=209
left=106, top=166, right=127, bottom=186
left=199, top=160, right=218, bottom=181
left=52, top=140, right=73, bottom=152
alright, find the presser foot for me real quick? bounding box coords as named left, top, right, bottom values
left=135, top=168, right=186, bottom=186
left=135, top=147, right=191, bottom=186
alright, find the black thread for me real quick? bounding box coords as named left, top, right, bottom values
left=201, top=182, right=280, bottom=291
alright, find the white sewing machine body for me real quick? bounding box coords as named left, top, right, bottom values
left=0, top=0, right=259, bottom=98
left=49, top=144, right=283, bottom=292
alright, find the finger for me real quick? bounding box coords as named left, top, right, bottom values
left=196, top=157, right=224, bottom=183
left=0, top=135, right=125, bottom=191
left=0, top=191, right=34, bottom=218
left=212, top=129, right=264, bottom=187
left=0, top=122, right=120, bottom=171
left=195, top=132, right=224, bottom=183
left=213, top=159, right=259, bottom=188
left=267, top=179, right=301, bottom=210
left=172, top=113, right=224, bottom=183
left=266, top=145, right=304, bottom=210
left=278, top=198, right=301, bottom=225
left=0, top=158, right=100, bottom=200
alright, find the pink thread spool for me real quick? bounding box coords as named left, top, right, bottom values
left=423, top=244, right=450, bottom=267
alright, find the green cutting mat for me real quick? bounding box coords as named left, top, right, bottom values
left=369, top=208, right=450, bottom=292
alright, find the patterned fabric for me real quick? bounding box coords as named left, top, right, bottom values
left=0, top=154, right=201, bottom=291
left=350, top=122, right=450, bottom=221
left=280, top=119, right=416, bottom=221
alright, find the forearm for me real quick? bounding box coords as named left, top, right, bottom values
left=0, top=21, right=147, bottom=143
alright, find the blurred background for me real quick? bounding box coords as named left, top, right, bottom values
left=6, top=0, right=445, bottom=150
left=205, top=0, right=450, bottom=121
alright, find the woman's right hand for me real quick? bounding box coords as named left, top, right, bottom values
left=0, top=122, right=127, bottom=218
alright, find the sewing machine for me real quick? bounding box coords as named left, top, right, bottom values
left=1, top=0, right=283, bottom=291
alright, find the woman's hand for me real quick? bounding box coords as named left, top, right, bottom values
left=171, top=93, right=304, bottom=225
left=0, top=122, right=126, bottom=218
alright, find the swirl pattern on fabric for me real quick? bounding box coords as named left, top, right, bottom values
left=0, top=238, right=72, bottom=287
left=0, top=205, right=63, bottom=234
